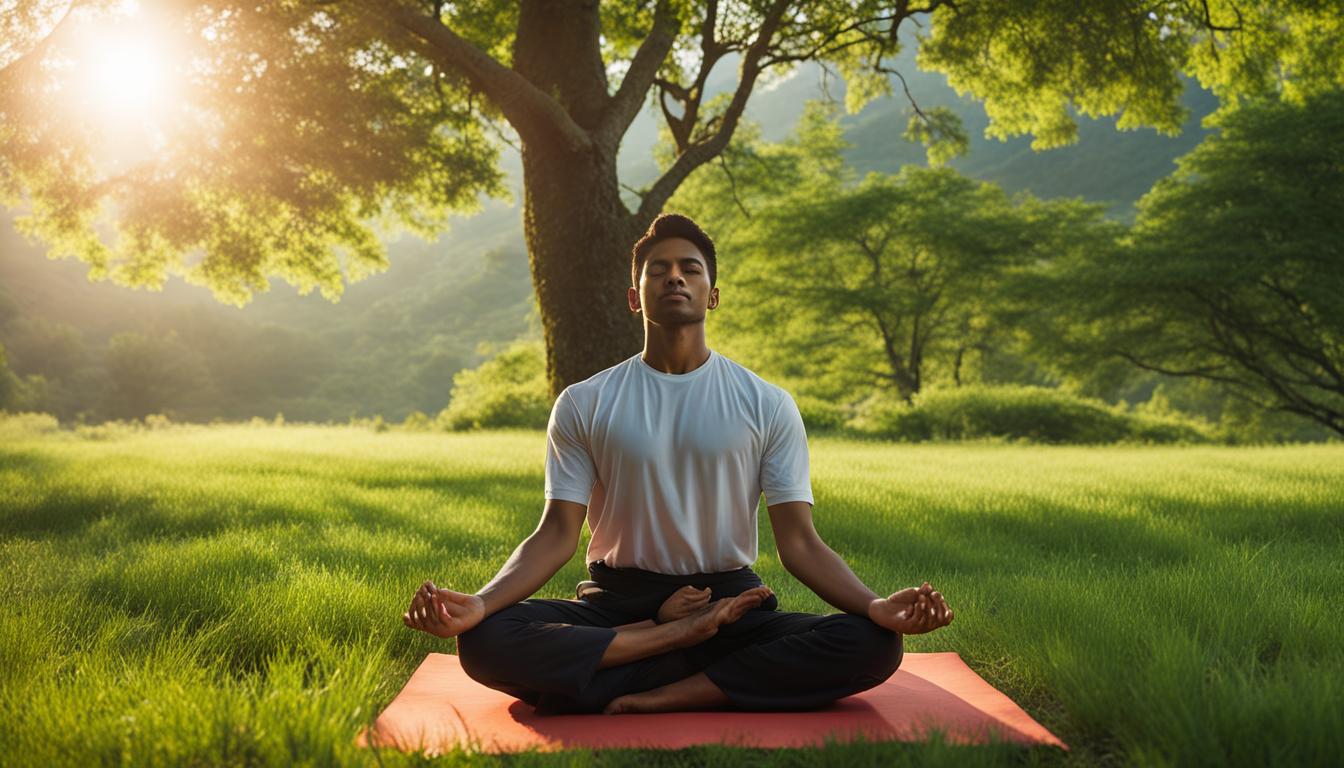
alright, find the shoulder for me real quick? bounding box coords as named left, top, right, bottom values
left=560, top=354, right=639, bottom=407
left=715, top=351, right=792, bottom=408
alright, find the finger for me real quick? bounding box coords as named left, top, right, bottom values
left=888, top=587, right=919, bottom=603
left=437, top=589, right=471, bottom=605
left=931, top=592, right=948, bottom=624
left=927, top=591, right=948, bottom=625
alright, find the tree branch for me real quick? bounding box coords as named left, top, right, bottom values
left=375, top=0, right=592, bottom=153
left=635, top=0, right=791, bottom=223
left=597, top=0, right=679, bottom=147
left=0, top=0, right=84, bottom=81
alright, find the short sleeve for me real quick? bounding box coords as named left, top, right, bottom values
left=760, top=391, right=814, bottom=506
left=544, top=388, right=597, bottom=506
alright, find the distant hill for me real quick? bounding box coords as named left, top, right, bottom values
left=0, top=36, right=1217, bottom=422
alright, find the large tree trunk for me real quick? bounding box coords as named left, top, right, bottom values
left=514, top=0, right=646, bottom=398
left=521, top=139, right=645, bottom=398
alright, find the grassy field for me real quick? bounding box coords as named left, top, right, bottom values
left=1, top=419, right=1341, bottom=766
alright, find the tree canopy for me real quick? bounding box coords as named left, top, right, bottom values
left=3, top=1, right=1342, bottom=394
left=673, top=101, right=1118, bottom=404
left=1025, top=90, right=1344, bottom=436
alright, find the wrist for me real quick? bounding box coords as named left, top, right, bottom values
left=866, top=597, right=882, bottom=622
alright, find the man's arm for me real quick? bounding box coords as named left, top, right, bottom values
left=767, top=500, right=881, bottom=616
left=475, top=498, right=587, bottom=617
left=404, top=498, right=585, bottom=637
left=767, top=500, right=952, bottom=633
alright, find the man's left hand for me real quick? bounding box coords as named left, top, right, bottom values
left=868, top=582, right=953, bottom=635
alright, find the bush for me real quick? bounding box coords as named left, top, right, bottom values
left=0, top=411, right=61, bottom=439
left=794, top=395, right=850, bottom=433
left=436, top=339, right=550, bottom=431
left=849, top=384, right=1214, bottom=444
left=400, top=410, right=433, bottom=431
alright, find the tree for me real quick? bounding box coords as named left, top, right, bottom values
left=676, top=101, right=1118, bottom=404
left=2, top=1, right=1339, bottom=397
left=1028, top=91, right=1344, bottom=437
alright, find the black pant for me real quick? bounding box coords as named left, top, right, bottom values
left=455, top=560, right=904, bottom=714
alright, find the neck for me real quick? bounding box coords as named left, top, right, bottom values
left=641, top=324, right=710, bottom=374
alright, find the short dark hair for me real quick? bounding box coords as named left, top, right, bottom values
left=631, top=213, right=717, bottom=288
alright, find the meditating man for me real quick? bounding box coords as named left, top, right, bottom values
left=403, top=213, right=953, bottom=715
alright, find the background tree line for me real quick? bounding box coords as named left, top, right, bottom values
left=2, top=2, right=1340, bottom=441
left=4, top=0, right=1339, bottom=398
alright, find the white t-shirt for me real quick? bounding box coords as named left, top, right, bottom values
left=544, top=348, right=814, bottom=575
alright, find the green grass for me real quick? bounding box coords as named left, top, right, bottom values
left=1, top=420, right=1341, bottom=766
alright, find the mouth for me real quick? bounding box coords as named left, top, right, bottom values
left=662, top=293, right=690, bottom=301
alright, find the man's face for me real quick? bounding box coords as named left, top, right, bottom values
left=628, top=237, right=718, bottom=325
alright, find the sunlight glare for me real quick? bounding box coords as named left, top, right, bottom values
left=68, top=3, right=183, bottom=127
left=87, top=34, right=167, bottom=112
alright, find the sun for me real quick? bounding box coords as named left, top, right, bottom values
left=86, top=33, right=169, bottom=113
left=67, top=3, right=182, bottom=125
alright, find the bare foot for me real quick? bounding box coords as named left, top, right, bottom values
left=603, top=672, right=730, bottom=714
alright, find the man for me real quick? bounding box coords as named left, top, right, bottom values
left=403, top=213, right=953, bottom=715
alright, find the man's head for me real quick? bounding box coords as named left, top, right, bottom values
left=628, top=213, right=719, bottom=325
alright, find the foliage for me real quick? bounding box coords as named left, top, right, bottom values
left=794, top=394, right=849, bottom=433
left=677, top=100, right=1119, bottom=406
left=0, top=342, right=48, bottom=413
left=1018, top=91, right=1344, bottom=437
left=103, top=331, right=214, bottom=421
left=436, top=338, right=549, bottom=431
left=3, top=0, right=1340, bottom=308
left=1, top=0, right=506, bottom=305
left=919, top=0, right=1344, bottom=150
left=848, top=384, right=1214, bottom=444
left=0, top=409, right=60, bottom=439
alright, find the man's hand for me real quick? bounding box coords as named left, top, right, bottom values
left=657, top=585, right=712, bottom=623
left=868, top=582, right=953, bottom=635
left=679, top=585, right=774, bottom=646
left=402, top=580, right=485, bottom=639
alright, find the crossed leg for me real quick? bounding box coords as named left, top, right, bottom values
left=455, top=597, right=903, bottom=715
left=606, top=609, right=903, bottom=713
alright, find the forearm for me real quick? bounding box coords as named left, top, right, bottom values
left=781, top=539, right=880, bottom=617
left=597, top=621, right=688, bottom=669
left=613, top=619, right=656, bottom=632
left=474, top=528, right=575, bottom=618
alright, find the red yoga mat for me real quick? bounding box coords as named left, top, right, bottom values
left=358, top=652, right=1067, bottom=754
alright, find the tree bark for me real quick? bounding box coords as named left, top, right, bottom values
left=520, top=137, right=645, bottom=399
left=514, top=0, right=645, bottom=398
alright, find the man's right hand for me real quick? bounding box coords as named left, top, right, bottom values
left=679, top=585, right=773, bottom=646
left=403, top=580, right=485, bottom=639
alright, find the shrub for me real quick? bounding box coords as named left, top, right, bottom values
left=849, top=384, right=1214, bottom=444
left=0, top=411, right=61, bottom=438
left=795, top=395, right=849, bottom=433
left=436, top=339, right=550, bottom=431
left=400, top=410, right=433, bottom=431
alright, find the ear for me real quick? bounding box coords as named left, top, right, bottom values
left=627, top=285, right=641, bottom=313
left=708, top=286, right=719, bottom=310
